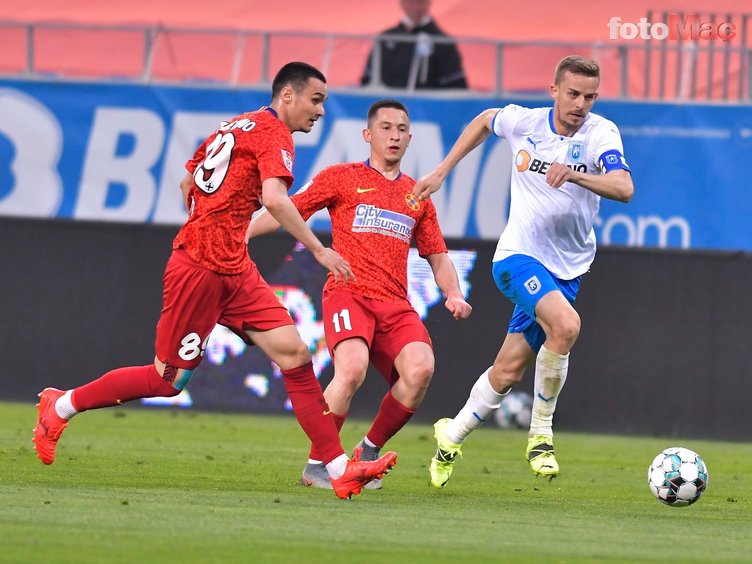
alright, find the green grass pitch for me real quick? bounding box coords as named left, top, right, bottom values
left=1, top=401, right=750, bottom=563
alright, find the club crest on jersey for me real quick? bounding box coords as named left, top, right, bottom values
left=524, top=275, right=541, bottom=295
left=281, top=149, right=294, bottom=173
left=405, top=193, right=420, bottom=211
left=569, top=142, right=583, bottom=162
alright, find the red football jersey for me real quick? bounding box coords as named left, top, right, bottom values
left=292, top=161, right=448, bottom=303
left=175, top=108, right=295, bottom=274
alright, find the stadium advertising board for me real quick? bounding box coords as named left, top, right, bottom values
left=1, top=80, right=751, bottom=250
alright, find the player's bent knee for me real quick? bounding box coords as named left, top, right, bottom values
left=334, top=357, right=369, bottom=383
left=548, top=312, right=581, bottom=346
left=333, top=373, right=365, bottom=397
left=403, top=359, right=434, bottom=390
left=333, top=354, right=368, bottom=389
left=560, top=319, right=581, bottom=343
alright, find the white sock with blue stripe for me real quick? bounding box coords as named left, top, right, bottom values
left=529, top=345, right=569, bottom=437
left=446, top=368, right=507, bottom=444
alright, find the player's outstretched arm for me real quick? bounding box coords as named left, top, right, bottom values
left=245, top=209, right=282, bottom=243
left=262, top=177, right=355, bottom=284
left=426, top=253, right=472, bottom=320
left=413, top=108, right=499, bottom=201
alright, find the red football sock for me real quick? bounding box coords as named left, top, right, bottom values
left=309, top=412, right=347, bottom=461
left=366, top=391, right=416, bottom=448
left=71, top=364, right=179, bottom=412
left=281, top=362, right=345, bottom=464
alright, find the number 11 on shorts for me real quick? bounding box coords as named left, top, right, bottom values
left=332, top=309, right=352, bottom=333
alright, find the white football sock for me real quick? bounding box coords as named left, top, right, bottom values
left=362, top=436, right=377, bottom=448
left=446, top=368, right=507, bottom=444
left=55, top=390, right=78, bottom=420
left=529, top=345, right=569, bottom=437
left=325, top=454, right=348, bottom=479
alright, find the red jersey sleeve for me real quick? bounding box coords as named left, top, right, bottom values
left=291, top=166, right=340, bottom=221
left=414, top=198, right=448, bottom=257
left=254, top=121, right=295, bottom=188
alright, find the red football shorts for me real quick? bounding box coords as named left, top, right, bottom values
left=322, top=288, right=432, bottom=385
left=155, top=249, right=294, bottom=370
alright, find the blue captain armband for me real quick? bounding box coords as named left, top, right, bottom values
left=598, top=149, right=630, bottom=173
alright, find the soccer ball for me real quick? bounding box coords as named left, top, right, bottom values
left=647, top=447, right=708, bottom=506
left=493, top=390, right=533, bottom=429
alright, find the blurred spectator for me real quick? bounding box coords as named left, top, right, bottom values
left=361, top=0, right=467, bottom=90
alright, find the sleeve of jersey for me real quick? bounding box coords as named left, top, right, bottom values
left=290, top=168, right=338, bottom=221
left=491, top=104, right=522, bottom=139
left=415, top=199, right=449, bottom=257
left=594, top=122, right=631, bottom=174
left=185, top=138, right=208, bottom=174
left=255, top=124, right=295, bottom=187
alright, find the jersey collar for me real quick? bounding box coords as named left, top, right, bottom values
left=364, top=159, right=402, bottom=180
left=548, top=108, right=589, bottom=138
left=548, top=109, right=557, bottom=134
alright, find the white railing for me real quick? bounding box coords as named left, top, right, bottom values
left=0, top=18, right=750, bottom=101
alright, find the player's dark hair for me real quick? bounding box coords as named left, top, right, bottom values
left=554, top=55, right=600, bottom=84
left=367, top=99, right=409, bottom=125
left=272, top=62, right=327, bottom=98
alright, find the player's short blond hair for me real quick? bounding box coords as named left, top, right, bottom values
left=554, top=56, right=600, bottom=84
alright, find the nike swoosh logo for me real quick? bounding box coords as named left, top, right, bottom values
left=537, top=392, right=555, bottom=402
left=356, top=187, right=376, bottom=193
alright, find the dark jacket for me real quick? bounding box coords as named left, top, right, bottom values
left=361, top=19, right=468, bottom=89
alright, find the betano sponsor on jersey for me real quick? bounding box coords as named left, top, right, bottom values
left=515, top=149, right=588, bottom=174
